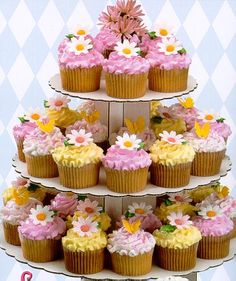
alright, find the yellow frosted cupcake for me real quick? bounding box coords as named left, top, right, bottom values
left=52, top=129, right=103, bottom=189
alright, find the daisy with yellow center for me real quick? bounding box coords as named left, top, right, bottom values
left=198, top=204, right=222, bottom=220
left=128, top=202, right=153, bottom=216
left=114, top=39, right=140, bottom=58
left=116, top=132, right=142, bottom=150
left=77, top=198, right=103, bottom=216
left=47, top=95, right=70, bottom=111
left=157, top=37, right=182, bottom=55
left=198, top=110, right=219, bottom=123
left=66, top=129, right=93, bottom=147
left=68, top=37, right=93, bottom=55
left=167, top=212, right=192, bottom=229
left=73, top=24, right=90, bottom=37
left=155, top=23, right=174, bottom=38
left=73, top=217, right=98, bottom=237
left=25, top=108, right=44, bottom=122
left=29, top=205, right=54, bottom=226
left=159, top=130, right=185, bottom=145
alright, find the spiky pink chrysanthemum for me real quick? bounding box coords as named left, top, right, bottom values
left=116, top=0, right=144, bottom=18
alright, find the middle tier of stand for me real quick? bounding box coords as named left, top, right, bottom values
left=13, top=155, right=232, bottom=197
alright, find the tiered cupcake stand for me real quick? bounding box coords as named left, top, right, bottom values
left=0, top=74, right=235, bottom=281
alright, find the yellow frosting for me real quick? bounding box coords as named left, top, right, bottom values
left=155, top=202, right=197, bottom=223
left=46, top=108, right=81, bottom=128
left=52, top=143, right=103, bottom=168
left=150, top=101, right=162, bottom=117
left=62, top=228, right=107, bottom=252
left=150, top=140, right=195, bottom=166
left=150, top=118, right=186, bottom=137
left=190, top=185, right=216, bottom=203
left=153, top=226, right=202, bottom=249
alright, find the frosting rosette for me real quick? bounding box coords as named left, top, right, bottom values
left=13, top=122, right=37, bottom=141
left=93, top=28, right=119, bottom=53
left=150, top=118, right=187, bottom=137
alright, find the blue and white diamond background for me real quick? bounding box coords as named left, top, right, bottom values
left=0, top=0, right=236, bottom=280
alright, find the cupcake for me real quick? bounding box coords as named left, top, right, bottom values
left=52, top=129, right=103, bottom=189
left=58, top=34, right=103, bottom=92
left=45, top=94, right=81, bottom=134
left=147, top=35, right=191, bottom=92
left=102, top=133, right=151, bottom=193
left=153, top=212, right=201, bottom=270
left=193, top=204, right=233, bottom=259
left=18, top=205, right=66, bottom=262
left=62, top=217, right=107, bottom=274
left=150, top=131, right=195, bottom=187
left=23, top=119, right=65, bottom=178
left=184, top=122, right=226, bottom=176
left=189, top=184, right=218, bottom=204
left=107, top=219, right=155, bottom=276
left=103, top=40, right=150, bottom=99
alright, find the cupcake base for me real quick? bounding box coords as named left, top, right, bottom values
left=16, top=139, right=25, bottom=162
left=3, top=221, right=21, bottom=246
left=230, top=218, right=236, bottom=239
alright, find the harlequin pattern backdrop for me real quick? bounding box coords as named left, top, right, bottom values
left=0, top=0, right=236, bottom=280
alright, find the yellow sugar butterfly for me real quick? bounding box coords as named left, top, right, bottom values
left=122, top=219, right=141, bottom=234
left=81, top=110, right=100, bottom=124
left=124, top=116, right=145, bottom=134
left=13, top=187, right=29, bottom=206
left=37, top=119, right=55, bottom=134
left=194, top=121, right=210, bottom=138
left=178, top=97, right=194, bottom=109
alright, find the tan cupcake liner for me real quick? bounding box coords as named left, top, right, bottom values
left=63, top=247, right=104, bottom=274
left=57, top=163, right=100, bottom=189
left=148, top=67, right=189, bottom=92
left=111, top=251, right=153, bottom=276
left=104, top=167, right=148, bottom=193
left=105, top=72, right=148, bottom=99
left=191, top=150, right=225, bottom=176
left=155, top=244, right=198, bottom=271
left=230, top=218, right=236, bottom=239
left=25, top=154, right=58, bottom=178
left=197, top=235, right=230, bottom=259
left=150, top=162, right=192, bottom=188
left=19, top=234, right=62, bottom=262
left=16, top=139, right=25, bottom=162
left=3, top=221, right=21, bottom=246
left=60, top=66, right=102, bottom=92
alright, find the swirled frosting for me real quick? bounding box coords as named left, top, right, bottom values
left=107, top=227, right=155, bottom=256
left=52, top=143, right=103, bottom=168
left=50, top=192, right=78, bottom=218
left=184, top=131, right=226, bottom=153
left=58, top=38, right=104, bottom=69
left=0, top=198, right=42, bottom=225
left=190, top=185, right=216, bottom=203
left=94, top=28, right=119, bottom=53
left=23, top=127, right=65, bottom=156
left=13, top=122, right=37, bottom=141
left=18, top=216, right=66, bottom=240
left=150, top=140, right=195, bottom=166
left=193, top=215, right=233, bottom=236
left=62, top=228, right=107, bottom=251
left=150, top=118, right=186, bottom=137
left=153, top=226, right=201, bottom=249
left=102, top=52, right=150, bottom=74
left=102, top=145, right=151, bottom=171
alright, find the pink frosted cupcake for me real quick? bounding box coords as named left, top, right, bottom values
left=103, top=40, right=150, bottom=99
left=102, top=133, right=151, bottom=193
left=18, top=205, right=66, bottom=262
left=58, top=34, right=103, bottom=92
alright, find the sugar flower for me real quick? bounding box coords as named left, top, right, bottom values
left=11, top=177, right=30, bottom=188
left=128, top=202, right=153, bottom=216
left=25, top=108, right=44, bottom=122
left=198, top=110, right=220, bottom=123
left=73, top=216, right=98, bottom=237
left=68, top=37, right=93, bottom=55
left=47, top=95, right=70, bottom=111
left=157, top=37, right=182, bottom=55
left=155, top=22, right=175, bottom=38
left=66, top=129, right=93, bottom=147
left=159, top=131, right=185, bottom=144
left=167, top=212, right=192, bottom=229
left=77, top=198, right=103, bottom=216
left=198, top=204, right=223, bottom=220
left=157, top=105, right=176, bottom=119
left=116, top=132, right=142, bottom=150
left=29, top=205, right=54, bottom=226
left=72, top=24, right=90, bottom=37
left=114, top=39, right=140, bottom=58
left=168, top=192, right=192, bottom=203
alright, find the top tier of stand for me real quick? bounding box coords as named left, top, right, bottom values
left=49, top=74, right=198, bottom=103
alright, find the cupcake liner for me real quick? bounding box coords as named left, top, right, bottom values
left=150, top=162, right=192, bottom=188
left=191, top=150, right=226, bottom=176
left=148, top=67, right=189, bottom=92
left=105, top=72, right=148, bottom=99
left=104, top=167, right=148, bottom=193
left=155, top=244, right=198, bottom=271
left=19, top=234, right=62, bottom=262
left=60, top=66, right=102, bottom=92
left=16, top=139, right=25, bottom=162
left=111, top=251, right=153, bottom=276
left=63, top=247, right=104, bottom=274
left=197, top=235, right=231, bottom=259
left=25, top=154, right=58, bottom=178
left=230, top=218, right=236, bottom=239
left=3, top=221, right=21, bottom=246
left=57, top=163, right=100, bottom=189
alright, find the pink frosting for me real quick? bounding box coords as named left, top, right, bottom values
left=23, top=127, right=65, bottom=156
left=18, top=216, right=66, bottom=240
left=0, top=199, right=42, bottom=225
left=13, top=122, right=37, bottom=141
left=50, top=193, right=78, bottom=218
left=102, top=145, right=151, bottom=170
left=102, top=52, right=150, bottom=74
left=139, top=34, right=162, bottom=54
left=193, top=215, right=233, bottom=236
left=94, top=28, right=120, bottom=53
left=58, top=37, right=104, bottom=69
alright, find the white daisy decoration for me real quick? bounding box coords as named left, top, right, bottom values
left=198, top=110, right=220, bottom=123
left=73, top=24, right=90, bottom=37
left=116, top=133, right=142, bottom=150
left=168, top=192, right=192, bottom=204
left=167, top=212, right=192, bottom=229
left=198, top=204, right=223, bottom=220
left=114, top=39, right=140, bottom=58
left=77, top=198, right=103, bottom=216
left=68, top=37, right=93, bottom=55
left=47, top=95, right=70, bottom=111
left=155, top=22, right=175, bottom=38
left=67, top=129, right=93, bottom=147
left=29, top=205, right=54, bottom=226
left=157, top=37, right=182, bottom=55
left=73, top=217, right=98, bottom=237
left=159, top=131, right=185, bottom=145
left=25, top=108, right=44, bottom=122
left=128, top=202, right=153, bottom=216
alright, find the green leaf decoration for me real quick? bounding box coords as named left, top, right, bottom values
left=164, top=199, right=173, bottom=206
left=211, top=181, right=220, bottom=188
left=136, top=50, right=144, bottom=57
left=150, top=116, right=163, bottom=124
left=181, top=141, right=188, bottom=145
left=78, top=195, right=87, bottom=201
left=216, top=117, right=225, bottom=123
left=160, top=225, right=176, bottom=233
left=177, top=48, right=187, bottom=55
left=148, top=31, right=157, bottom=39
left=18, top=116, right=27, bottom=123
left=125, top=211, right=135, bottom=218
left=44, top=100, right=49, bottom=108
left=52, top=210, right=59, bottom=217
left=97, top=221, right=102, bottom=229
left=64, top=140, right=71, bottom=147
left=66, top=34, right=75, bottom=40
left=138, top=142, right=145, bottom=150
left=27, top=183, right=40, bottom=192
